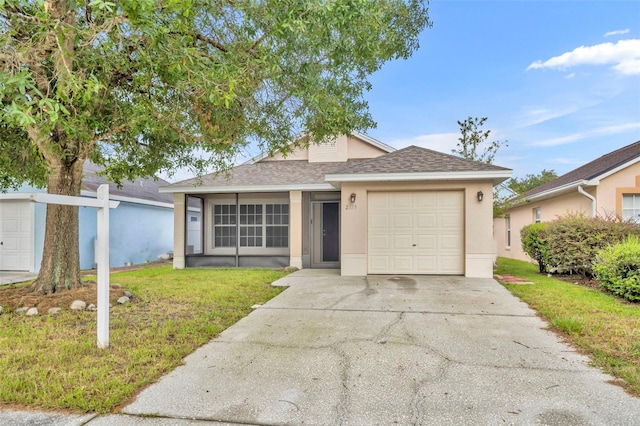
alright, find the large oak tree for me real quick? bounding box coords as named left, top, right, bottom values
left=0, top=0, right=431, bottom=293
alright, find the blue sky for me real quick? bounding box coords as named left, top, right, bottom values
left=164, top=0, right=639, bottom=182
left=363, top=0, right=640, bottom=179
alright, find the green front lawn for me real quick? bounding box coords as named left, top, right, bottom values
left=496, top=257, right=640, bottom=396
left=0, top=266, right=288, bottom=413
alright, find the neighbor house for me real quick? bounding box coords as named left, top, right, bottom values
left=495, top=140, right=640, bottom=262
left=160, top=133, right=511, bottom=278
left=0, top=161, right=174, bottom=272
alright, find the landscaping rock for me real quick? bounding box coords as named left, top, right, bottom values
left=87, top=304, right=96, bottom=311
left=70, top=300, right=87, bottom=311
left=0, top=306, right=4, bottom=314
left=111, top=283, right=122, bottom=288
left=48, top=307, right=62, bottom=315
left=124, top=290, right=133, bottom=298
left=117, top=296, right=130, bottom=305
left=16, top=307, right=30, bottom=315
left=26, top=307, right=38, bottom=316
left=283, top=266, right=299, bottom=272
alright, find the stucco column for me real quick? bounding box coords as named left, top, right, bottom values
left=289, top=190, right=303, bottom=269
left=173, top=193, right=186, bottom=269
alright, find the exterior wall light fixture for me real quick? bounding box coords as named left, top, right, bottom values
left=350, top=193, right=357, bottom=203
left=477, top=191, right=484, bottom=202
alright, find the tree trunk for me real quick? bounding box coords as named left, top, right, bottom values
left=30, top=160, right=85, bottom=294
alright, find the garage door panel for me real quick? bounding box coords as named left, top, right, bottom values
left=391, top=193, right=414, bottom=208
left=416, top=255, right=437, bottom=272
left=369, top=235, right=391, bottom=250
left=392, top=234, right=414, bottom=250
left=415, top=234, right=437, bottom=251
left=391, top=256, right=413, bottom=272
left=369, top=213, right=390, bottom=230
left=415, top=192, right=438, bottom=208
left=369, top=256, right=390, bottom=273
left=416, top=213, right=437, bottom=228
left=368, top=191, right=464, bottom=275
left=439, top=256, right=464, bottom=274
left=392, top=214, right=413, bottom=229
left=440, top=212, right=463, bottom=228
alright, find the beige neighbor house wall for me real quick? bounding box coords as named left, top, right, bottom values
left=496, top=164, right=640, bottom=263
left=597, top=165, right=640, bottom=218
left=496, top=191, right=593, bottom=262
left=340, top=180, right=496, bottom=278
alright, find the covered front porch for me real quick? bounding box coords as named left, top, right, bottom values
left=171, top=190, right=341, bottom=270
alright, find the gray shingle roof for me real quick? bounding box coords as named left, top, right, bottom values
left=167, top=161, right=354, bottom=188
left=82, top=162, right=173, bottom=205
left=329, top=145, right=511, bottom=175
left=525, top=140, right=640, bottom=198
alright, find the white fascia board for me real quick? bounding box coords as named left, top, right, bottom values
left=80, top=190, right=174, bottom=209
left=585, top=156, right=640, bottom=185
left=524, top=180, right=590, bottom=202
left=350, top=131, right=396, bottom=153
left=325, top=170, right=512, bottom=184
left=159, top=183, right=335, bottom=194
left=0, top=192, right=121, bottom=208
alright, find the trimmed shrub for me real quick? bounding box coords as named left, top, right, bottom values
left=545, top=213, right=640, bottom=277
left=593, top=235, right=640, bottom=302
left=521, top=222, right=550, bottom=273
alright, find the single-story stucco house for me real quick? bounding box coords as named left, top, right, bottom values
left=0, top=161, right=174, bottom=272
left=495, top=140, right=640, bottom=262
left=160, top=133, right=512, bottom=278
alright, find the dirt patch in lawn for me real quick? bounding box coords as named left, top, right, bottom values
left=554, top=274, right=601, bottom=289
left=0, top=282, right=128, bottom=313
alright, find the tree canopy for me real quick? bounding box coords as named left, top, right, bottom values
left=452, top=116, right=507, bottom=165
left=0, top=0, right=431, bottom=292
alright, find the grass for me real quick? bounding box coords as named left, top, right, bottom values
left=0, top=266, right=288, bottom=413
left=495, top=257, right=640, bottom=396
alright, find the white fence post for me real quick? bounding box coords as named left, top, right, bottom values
left=96, top=184, right=110, bottom=349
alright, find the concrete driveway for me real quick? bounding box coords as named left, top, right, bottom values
left=113, top=270, right=640, bottom=425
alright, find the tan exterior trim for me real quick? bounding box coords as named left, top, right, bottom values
left=289, top=190, right=303, bottom=269
left=173, top=193, right=186, bottom=269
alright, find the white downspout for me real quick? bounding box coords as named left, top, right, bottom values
left=578, top=185, right=596, bottom=218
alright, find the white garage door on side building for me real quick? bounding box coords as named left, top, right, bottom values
left=368, top=191, right=464, bottom=275
left=0, top=200, right=34, bottom=271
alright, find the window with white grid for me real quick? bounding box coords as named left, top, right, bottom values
left=213, top=204, right=237, bottom=247
left=266, top=204, right=289, bottom=248
left=622, top=194, right=640, bottom=223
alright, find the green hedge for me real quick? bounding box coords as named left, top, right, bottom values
left=545, top=214, right=640, bottom=276
left=520, top=222, right=550, bottom=273
left=593, top=235, right=640, bottom=301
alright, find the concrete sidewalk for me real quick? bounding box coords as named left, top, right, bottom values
left=2, top=270, right=640, bottom=425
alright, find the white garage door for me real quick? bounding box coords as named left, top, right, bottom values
left=0, top=200, right=34, bottom=271
left=368, top=191, right=464, bottom=274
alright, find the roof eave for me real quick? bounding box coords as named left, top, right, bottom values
left=325, top=170, right=513, bottom=185
left=159, top=183, right=336, bottom=194
left=522, top=180, right=594, bottom=203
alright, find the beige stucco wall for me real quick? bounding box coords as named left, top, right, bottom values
left=259, top=134, right=388, bottom=163
left=340, top=180, right=496, bottom=278
left=596, top=163, right=640, bottom=218
left=496, top=190, right=596, bottom=262
left=497, top=164, right=640, bottom=262
left=346, top=135, right=388, bottom=159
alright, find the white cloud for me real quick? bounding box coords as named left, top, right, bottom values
left=550, top=157, right=585, bottom=165
left=389, top=132, right=460, bottom=154
left=565, top=72, right=576, bottom=79
left=531, top=122, right=640, bottom=147
left=517, top=105, right=584, bottom=128
left=604, top=29, right=630, bottom=37
left=526, top=39, right=640, bottom=75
